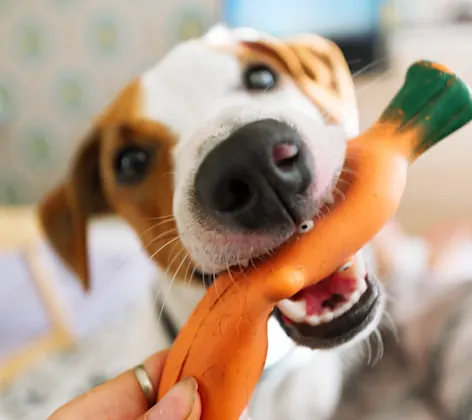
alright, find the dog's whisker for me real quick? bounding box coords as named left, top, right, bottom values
left=165, top=247, right=187, bottom=279
left=383, top=310, right=399, bottom=342
left=268, top=245, right=277, bottom=257
left=212, top=271, right=217, bottom=287
left=249, top=256, right=259, bottom=272
left=174, top=251, right=190, bottom=285
left=319, top=202, right=331, bottom=217
left=347, top=58, right=363, bottom=67
left=202, top=265, right=218, bottom=296
left=138, top=219, right=176, bottom=238
left=154, top=248, right=188, bottom=324
left=370, top=333, right=378, bottom=367
left=352, top=58, right=387, bottom=81
left=183, top=258, right=194, bottom=286
left=143, top=214, right=176, bottom=221
left=314, top=204, right=329, bottom=222
left=335, top=176, right=353, bottom=189
left=224, top=253, right=238, bottom=291
left=332, top=186, right=346, bottom=201
left=189, top=265, right=198, bottom=287
left=159, top=171, right=176, bottom=180
left=236, top=250, right=244, bottom=274
left=340, top=165, right=359, bottom=178
left=148, top=236, right=180, bottom=262
left=166, top=238, right=183, bottom=266
left=144, top=228, right=178, bottom=250
left=365, top=337, right=373, bottom=366
left=156, top=259, right=183, bottom=329
left=373, top=329, right=385, bottom=366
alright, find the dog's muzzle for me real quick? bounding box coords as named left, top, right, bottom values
left=194, top=118, right=314, bottom=232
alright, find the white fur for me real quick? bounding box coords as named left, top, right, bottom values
left=251, top=347, right=344, bottom=420
left=138, top=25, right=378, bottom=420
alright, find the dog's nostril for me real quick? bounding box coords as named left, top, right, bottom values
left=273, top=143, right=299, bottom=171
left=214, top=178, right=254, bottom=213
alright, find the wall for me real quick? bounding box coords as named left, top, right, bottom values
left=0, top=0, right=218, bottom=204
left=2, top=2, right=472, bottom=233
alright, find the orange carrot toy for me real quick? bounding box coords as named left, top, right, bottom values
left=158, top=61, right=472, bottom=419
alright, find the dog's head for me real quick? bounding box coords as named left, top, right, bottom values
left=38, top=25, right=383, bottom=349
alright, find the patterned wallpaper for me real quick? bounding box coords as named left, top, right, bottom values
left=0, top=0, right=218, bottom=205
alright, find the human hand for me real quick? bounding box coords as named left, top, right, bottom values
left=49, top=350, right=201, bottom=420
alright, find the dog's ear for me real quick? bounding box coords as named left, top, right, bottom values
left=38, top=128, right=110, bottom=291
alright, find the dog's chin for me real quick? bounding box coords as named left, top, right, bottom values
left=273, top=274, right=383, bottom=350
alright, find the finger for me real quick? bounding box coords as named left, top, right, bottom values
left=138, top=377, right=201, bottom=420
left=50, top=350, right=168, bottom=420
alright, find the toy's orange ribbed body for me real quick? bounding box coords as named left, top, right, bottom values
left=158, top=61, right=472, bottom=420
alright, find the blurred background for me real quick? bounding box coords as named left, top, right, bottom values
left=1, top=0, right=472, bottom=419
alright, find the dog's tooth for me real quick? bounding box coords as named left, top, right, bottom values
left=306, top=315, right=321, bottom=326
left=349, top=290, right=361, bottom=305
left=333, top=305, right=348, bottom=318
left=321, top=312, right=334, bottom=323
left=277, top=299, right=306, bottom=323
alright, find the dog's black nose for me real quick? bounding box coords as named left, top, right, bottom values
left=194, top=119, right=314, bottom=231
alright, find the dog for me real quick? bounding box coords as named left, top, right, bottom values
left=37, top=24, right=385, bottom=419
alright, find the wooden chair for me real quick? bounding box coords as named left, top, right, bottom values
left=0, top=206, right=74, bottom=389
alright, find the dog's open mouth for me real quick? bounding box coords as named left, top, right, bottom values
left=278, top=271, right=367, bottom=325
left=196, top=251, right=381, bottom=348
left=273, top=255, right=381, bottom=349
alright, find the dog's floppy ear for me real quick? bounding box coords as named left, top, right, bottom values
left=38, top=128, right=110, bottom=290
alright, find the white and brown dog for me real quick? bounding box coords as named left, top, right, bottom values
left=38, top=25, right=385, bottom=419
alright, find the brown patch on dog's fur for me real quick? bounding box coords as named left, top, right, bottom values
left=100, top=120, right=190, bottom=283
left=38, top=80, right=189, bottom=290
left=97, top=79, right=143, bottom=126
left=39, top=130, right=109, bottom=290
left=235, top=35, right=356, bottom=125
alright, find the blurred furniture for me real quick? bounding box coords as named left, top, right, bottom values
left=355, top=25, right=472, bottom=233
left=0, top=206, right=73, bottom=388
left=0, top=207, right=157, bottom=389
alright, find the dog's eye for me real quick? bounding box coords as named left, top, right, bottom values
left=114, top=146, right=152, bottom=184
left=243, top=64, right=278, bottom=91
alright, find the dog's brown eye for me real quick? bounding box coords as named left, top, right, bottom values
left=243, top=64, right=278, bottom=91
left=114, top=146, right=152, bottom=184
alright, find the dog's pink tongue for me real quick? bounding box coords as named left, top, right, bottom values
left=292, top=273, right=357, bottom=316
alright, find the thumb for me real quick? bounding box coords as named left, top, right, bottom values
left=139, top=377, right=201, bottom=420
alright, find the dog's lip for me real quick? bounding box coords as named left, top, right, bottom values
left=273, top=274, right=380, bottom=347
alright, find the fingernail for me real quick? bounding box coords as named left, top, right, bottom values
left=146, top=377, right=198, bottom=420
